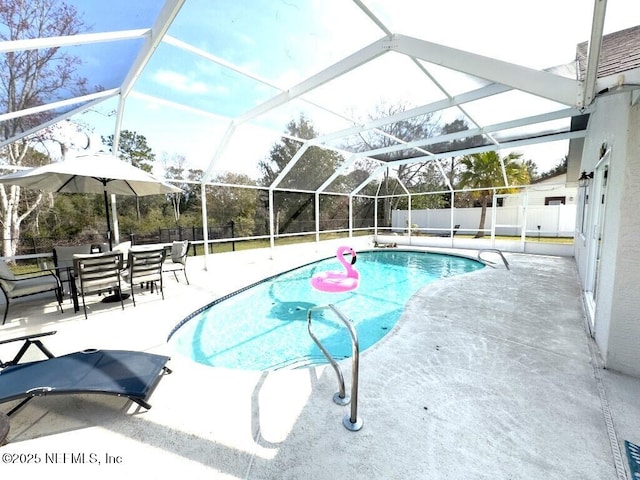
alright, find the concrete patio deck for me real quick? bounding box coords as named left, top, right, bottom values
left=0, top=240, right=639, bottom=479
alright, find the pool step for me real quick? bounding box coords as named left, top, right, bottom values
left=270, top=355, right=348, bottom=370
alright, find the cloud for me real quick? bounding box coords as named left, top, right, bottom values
left=153, top=69, right=210, bottom=95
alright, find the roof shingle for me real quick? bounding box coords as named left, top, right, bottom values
left=577, top=25, right=640, bottom=79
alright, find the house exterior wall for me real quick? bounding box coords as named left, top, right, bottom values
left=575, top=91, right=640, bottom=377
left=605, top=96, right=640, bottom=375
left=511, top=175, right=577, bottom=207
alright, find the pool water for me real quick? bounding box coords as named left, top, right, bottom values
left=168, top=250, right=484, bottom=370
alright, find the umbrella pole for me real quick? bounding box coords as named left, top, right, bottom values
left=103, top=182, right=113, bottom=251
left=100, top=180, right=130, bottom=303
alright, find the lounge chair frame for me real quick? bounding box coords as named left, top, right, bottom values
left=0, top=331, right=171, bottom=417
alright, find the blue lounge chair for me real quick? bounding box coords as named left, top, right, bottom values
left=0, top=331, right=171, bottom=416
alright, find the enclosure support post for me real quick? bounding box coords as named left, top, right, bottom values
left=201, top=183, right=209, bottom=270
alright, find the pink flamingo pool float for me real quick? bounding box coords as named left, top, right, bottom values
left=310, top=246, right=359, bottom=293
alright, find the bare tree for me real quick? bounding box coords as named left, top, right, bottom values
left=0, top=0, right=89, bottom=257
left=161, top=152, right=191, bottom=224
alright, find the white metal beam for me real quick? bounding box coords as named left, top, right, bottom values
left=163, top=34, right=372, bottom=129
left=351, top=0, right=498, bottom=157
left=316, top=155, right=360, bottom=193
left=319, top=107, right=582, bottom=196
left=352, top=0, right=392, bottom=35
left=350, top=129, right=587, bottom=196
left=352, top=107, right=581, bottom=160
left=392, top=34, right=583, bottom=108
left=163, top=35, right=280, bottom=90
left=120, top=0, right=186, bottom=99
left=114, top=0, right=189, bottom=179
left=202, top=121, right=237, bottom=182
left=270, top=143, right=310, bottom=190
left=410, top=57, right=498, bottom=146
left=583, top=0, right=608, bottom=107
left=351, top=164, right=387, bottom=196
left=310, top=82, right=511, bottom=146
left=0, top=29, right=150, bottom=53
left=234, top=36, right=391, bottom=125
left=0, top=93, right=118, bottom=149
left=129, top=91, right=229, bottom=122
left=386, top=130, right=587, bottom=169
left=0, top=88, right=119, bottom=123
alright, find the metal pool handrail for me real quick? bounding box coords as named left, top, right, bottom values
left=478, top=249, right=510, bottom=270
left=307, top=304, right=363, bottom=432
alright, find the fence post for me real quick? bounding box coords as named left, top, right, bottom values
left=229, top=220, right=235, bottom=251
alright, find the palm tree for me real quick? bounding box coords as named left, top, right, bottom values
left=458, top=151, right=530, bottom=238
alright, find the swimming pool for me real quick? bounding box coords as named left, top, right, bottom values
left=168, top=250, right=484, bottom=371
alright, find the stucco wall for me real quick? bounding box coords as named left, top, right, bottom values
left=577, top=91, right=640, bottom=376
left=605, top=97, right=640, bottom=375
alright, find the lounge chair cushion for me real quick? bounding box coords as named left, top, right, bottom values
left=6, top=275, right=59, bottom=298
left=171, top=240, right=188, bottom=263
left=0, top=262, right=58, bottom=297
left=0, top=261, right=15, bottom=280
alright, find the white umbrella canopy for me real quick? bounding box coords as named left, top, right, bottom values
left=0, top=153, right=182, bottom=249
left=0, top=153, right=181, bottom=196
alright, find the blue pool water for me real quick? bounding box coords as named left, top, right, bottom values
left=168, top=250, right=484, bottom=370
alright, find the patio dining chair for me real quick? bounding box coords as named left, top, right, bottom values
left=121, top=247, right=166, bottom=306
left=112, top=241, right=131, bottom=262
left=73, top=252, right=125, bottom=319
left=162, top=240, right=189, bottom=285
left=0, top=261, right=63, bottom=325
left=53, top=244, right=93, bottom=301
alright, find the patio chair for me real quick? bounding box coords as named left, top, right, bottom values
left=162, top=240, right=190, bottom=285
left=436, top=224, right=460, bottom=237
left=0, top=260, right=63, bottom=325
left=53, top=244, right=93, bottom=300
left=121, top=247, right=166, bottom=306
left=111, top=240, right=132, bottom=269
left=0, top=331, right=171, bottom=417
left=73, top=252, right=125, bottom=319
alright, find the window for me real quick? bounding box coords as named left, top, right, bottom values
left=545, top=196, right=566, bottom=205
left=579, top=190, right=589, bottom=236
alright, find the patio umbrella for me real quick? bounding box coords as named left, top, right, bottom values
left=0, top=153, right=182, bottom=250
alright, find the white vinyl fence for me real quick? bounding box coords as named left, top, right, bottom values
left=392, top=204, right=576, bottom=237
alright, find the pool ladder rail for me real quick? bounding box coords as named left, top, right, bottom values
left=307, top=304, right=363, bottom=432
left=478, top=249, right=510, bottom=270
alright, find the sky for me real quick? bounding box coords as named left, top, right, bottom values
left=59, top=0, right=640, bottom=183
